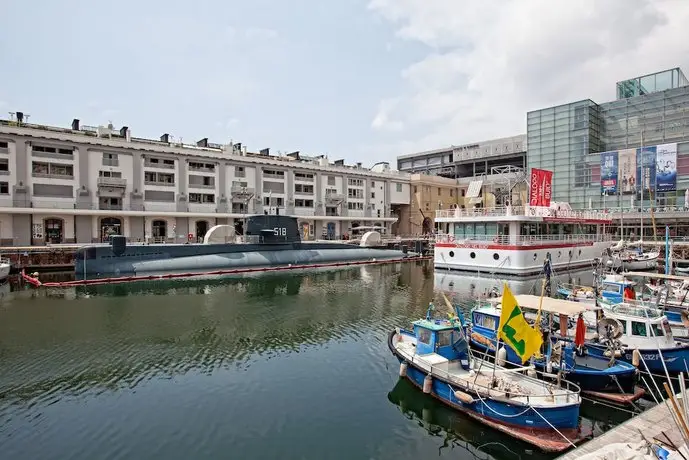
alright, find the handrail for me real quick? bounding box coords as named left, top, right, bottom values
left=435, top=206, right=610, bottom=220
left=435, top=233, right=612, bottom=245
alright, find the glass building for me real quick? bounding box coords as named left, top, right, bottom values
left=616, top=68, right=688, bottom=99
left=528, top=67, right=689, bottom=212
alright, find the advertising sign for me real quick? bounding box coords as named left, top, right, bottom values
left=529, top=168, right=553, bottom=207
left=600, top=151, right=619, bottom=194
left=655, top=143, right=677, bottom=192
left=636, top=146, right=657, bottom=196
left=618, top=148, right=637, bottom=195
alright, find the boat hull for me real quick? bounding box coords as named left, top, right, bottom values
left=469, top=338, right=638, bottom=395
left=387, top=332, right=587, bottom=452
left=0, top=262, right=9, bottom=281
left=75, top=244, right=406, bottom=276
left=434, top=241, right=612, bottom=276
left=585, top=342, right=689, bottom=374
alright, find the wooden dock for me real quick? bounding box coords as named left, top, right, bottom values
left=557, top=399, right=684, bottom=459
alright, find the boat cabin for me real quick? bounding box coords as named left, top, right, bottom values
left=598, top=276, right=636, bottom=304
left=412, top=318, right=470, bottom=369
left=603, top=303, right=675, bottom=348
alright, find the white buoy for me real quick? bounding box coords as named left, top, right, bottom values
left=546, top=361, right=553, bottom=374
left=454, top=390, right=474, bottom=404
left=632, top=349, right=641, bottom=367
left=496, top=346, right=507, bottom=367
left=399, top=361, right=408, bottom=377
left=527, top=367, right=537, bottom=378
left=423, top=374, right=433, bottom=394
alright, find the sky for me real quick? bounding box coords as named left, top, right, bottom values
left=2, top=0, right=689, bottom=168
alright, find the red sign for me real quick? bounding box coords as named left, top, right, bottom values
left=529, top=168, right=553, bottom=207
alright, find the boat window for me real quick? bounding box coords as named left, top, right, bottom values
left=602, top=283, right=621, bottom=294
left=650, top=322, right=665, bottom=337
left=474, top=313, right=497, bottom=330
left=437, top=330, right=453, bottom=347
left=418, top=329, right=432, bottom=345
left=631, top=321, right=647, bottom=337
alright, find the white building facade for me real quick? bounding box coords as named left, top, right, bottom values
left=0, top=118, right=410, bottom=245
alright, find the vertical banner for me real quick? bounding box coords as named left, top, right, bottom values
left=656, top=143, right=677, bottom=192
left=618, top=148, right=637, bottom=195
left=529, top=168, right=553, bottom=207
left=600, top=151, right=619, bottom=194
left=636, top=146, right=657, bottom=196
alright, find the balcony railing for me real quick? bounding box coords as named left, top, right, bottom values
left=188, top=183, right=215, bottom=189
left=435, top=233, right=614, bottom=246
left=231, top=186, right=255, bottom=196
left=144, top=161, right=175, bottom=169
left=32, top=173, right=75, bottom=180
left=188, top=165, right=216, bottom=173
left=102, top=158, right=119, bottom=167
left=325, top=193, right=345, bottom=204
left=97, top=177, right=127, bottom=187
left=144, top=180, right=175, bottom=187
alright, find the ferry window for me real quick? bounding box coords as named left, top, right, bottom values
left=602, top=283, right=621, bottom=294
left=631, top=321, right=647, bottom=337
left=418, top=329, right=432, bottom=345
left=437, top=330, right=453, bottom=347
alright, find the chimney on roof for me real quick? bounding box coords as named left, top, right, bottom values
left=287, top=151, right=300, bottom=160
left=334, top=159, right=344, bottom=166
left=259, top=148, right=270, bottom=156
left=71, top=119, right=80, bottom=131
left=119, top=126, right=129, bottom=137
left=197, top=138, right=208, bottom=147
left=356, top=162, right=362, bottom=168
left=160, top=133, right=170, bottom=143
left=16, top=112, right=24, bottom=124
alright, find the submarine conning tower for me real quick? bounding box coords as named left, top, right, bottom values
left=245, top=215, right=301, bottom=244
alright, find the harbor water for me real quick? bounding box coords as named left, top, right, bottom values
left=0, top=261, right=639, bottom=460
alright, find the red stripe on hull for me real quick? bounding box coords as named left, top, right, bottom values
left=435, top=242, right=595, bottom=250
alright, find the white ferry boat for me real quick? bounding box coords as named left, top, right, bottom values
left=434, top=203, right=614, bottom=276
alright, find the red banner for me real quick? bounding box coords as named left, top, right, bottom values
left=529, top=168, right=553, bottom=207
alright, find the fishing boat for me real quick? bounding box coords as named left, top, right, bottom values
left=606, top=247, right=659, bottom=271
left=388, top=292, right=589, bottom=453
left=583, top=302, right=689, bottom=374
left=469, top=295, right=644, bottom=405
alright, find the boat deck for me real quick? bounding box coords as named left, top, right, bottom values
left=395, top=339, right=578, bottom=406
left=556, top=398, right=683, bottom=459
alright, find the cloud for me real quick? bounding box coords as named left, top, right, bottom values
left=243, top=27, right=278, bottom=41
left=367, top=0, right=689, bottom=153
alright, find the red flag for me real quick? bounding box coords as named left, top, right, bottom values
left=530, top=168, right=553, bottom=207
left=574, top=314, right=585, bottom=347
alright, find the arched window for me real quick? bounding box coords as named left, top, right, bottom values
left=152, top=220, right=167, bottom=241
left=100, top=217, right=122, bottom=242
left=44, top=218, right=64, bottom=244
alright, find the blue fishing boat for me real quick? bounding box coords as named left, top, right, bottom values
left=469, top=295, right=644, bottom=405
left=583, top=303, right=689, bottom=374
left=388, top=297, right=590, bottom=453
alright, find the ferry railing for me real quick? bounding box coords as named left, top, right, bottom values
left=435, top=206, right=610, bottom=220
left=435, top=233, right=613, bottom=245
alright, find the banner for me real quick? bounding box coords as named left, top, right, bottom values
left=656, top=143, right=677, bottom=192
left=636, top=146, right=657, bottom=196
left=618, top=149, right=637, bottom=195
left=600, top=151, right=619, bottom=195
left=529, top=168, right=553, bottom=207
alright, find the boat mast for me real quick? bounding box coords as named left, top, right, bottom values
left=640, top=130, right=644, bottom=244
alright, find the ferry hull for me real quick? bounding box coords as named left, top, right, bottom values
left=76, top=246, right=406, bottom=276
left=435, top=241, right=613, bottom=276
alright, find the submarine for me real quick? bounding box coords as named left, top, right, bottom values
left=74, top=214, right=408, bottom=276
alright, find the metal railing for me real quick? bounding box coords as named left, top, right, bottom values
left=97, top=177, right=127, bottom=187
left=435, top=206, right=609, bottom=220
left=435, top=233, right=613, bottom=245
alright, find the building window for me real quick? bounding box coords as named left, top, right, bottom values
left=294, top=172, right=314, bottom=181
left=0, top=141, right=8, bottom=149
left=0, top=158, right=8, bottom=173
left=371, top=192, right=375, bottom=199
left=145, top=172, right=175, bottom=185
left=348, top=178, right=363, bottom=187
left=189, top=193, right=215, bottom=203
left=152, top=220, right=167, bottom=240
left=32, top=161, right=74, bottom=178
left=574, top=162, right=591, bottom=188
left=188, top=161, right=215, bottom=172
left=264, top=196, right=284, bottom=206
left=414, top=186, right=417, bottom=193
left=438, top=188, right=441, bottom=196
left=263, top=169, right=285, bottom=177
left=99, top=170, right=122, bottom=178
left=33, top=145, right=73, bottom=156
left=327, top=176, right=336, bottom=186
left=0, top=182, right=8, bottom=194
left=371, top=181, right=375, bottom=187
left=347, top=202, right=364, bottom=210
left=102, top=152, right=118, bottom=167
left=396, top=183, right=403, bottom=192
left=295, top=199, right=314, bottom=207
left=450, top=189, right=454, bottom=197
left=44, top=218, right=64, bottom=244
left=348, top=188, right=363, bottom=199
left=294, top=184, right=314, bottom=194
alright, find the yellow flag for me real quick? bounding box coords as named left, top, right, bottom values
left=498, top=284, right=543, bottom=364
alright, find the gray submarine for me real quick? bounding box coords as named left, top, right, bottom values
left=75, top=214, right=408, bottom=276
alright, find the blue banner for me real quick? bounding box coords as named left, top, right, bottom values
left=636, top=146, right=657, bottom=196
left=656, top=143, right=677, bottom=192
left=600, top=151, right=618, bottom=194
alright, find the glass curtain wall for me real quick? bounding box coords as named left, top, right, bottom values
left=616, top=68, right=688, bottom=99
left=526, top=100, right=601, bottom=209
